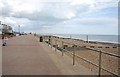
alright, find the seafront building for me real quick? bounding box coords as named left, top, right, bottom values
left=2, top=24, right=13, bottom=34
left=0, top=21, right=13, bottom=38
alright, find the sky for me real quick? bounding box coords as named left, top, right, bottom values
left=0, top=0, right=119, bottom=35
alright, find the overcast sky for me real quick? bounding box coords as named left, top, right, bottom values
left=0, top=0, right=119, bottom=35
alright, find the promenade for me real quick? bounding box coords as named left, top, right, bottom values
left=2, top=35, right=94, bottom=75
left=0, top=39, right=2, bottom=76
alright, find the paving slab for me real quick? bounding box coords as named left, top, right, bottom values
left=0, top=40, right=2, bottom=76
left=2, top=34, right=96, bottom=75
left=2, top=35, right=61, bottom=75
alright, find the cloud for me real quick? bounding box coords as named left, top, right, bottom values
left=55, top=17, right=118, bottom=28
left=0, top=0, right=118, bottom=34
left=49, top=16, right=118, bottom=34
left=1, top=17, right=16, bottom=26
left=11, top=2, right=87, bottom=20
left=74, top=17, right=117, bottom=26
left=0, top=1, right=13, bottom=17
left=9, top=1, right=91, bottom=29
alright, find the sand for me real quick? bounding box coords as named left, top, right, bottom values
left=40, top=35, right=119, bottom=76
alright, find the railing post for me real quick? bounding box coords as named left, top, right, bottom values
left=48, top=36, right=49, bottom=45
left=73, top=45, right=75, bottom=65
left=51, top=37, right=52, bottom=48
left=48, top=36, right=51, bottom=46
left=118, top=58, right=120, bottom=76
left=55, top=40, right=57, bottom=51
left=98, top=50, right=102, bottom=77
left=62, top=41, right=64, bottom=56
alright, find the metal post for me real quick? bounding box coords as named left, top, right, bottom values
left=51, top=37, right=52, bottom=48
left=118, top=58, right=120, bottom=76
left=48, top=36, right=49, bottom=46
left=62, top=41, right=64, bottom=56
left=98, top=50, right=102, bottom=77
left=73, top=45, right=75, bottom=65
left=55, top=40, right=57, bottom=51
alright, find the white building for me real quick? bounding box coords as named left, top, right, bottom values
left=1, top=24, right=13, bottom=34
left=0, top=21, right=13, bottom=34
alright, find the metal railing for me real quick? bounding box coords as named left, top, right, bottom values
left=40, top=35, right=120, bottom=77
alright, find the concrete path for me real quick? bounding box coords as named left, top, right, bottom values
left=2, top=35, right=61, bottom=75
left=0, top=40, right=2, bottom=76
left=2, top=35, right=95, bottom=75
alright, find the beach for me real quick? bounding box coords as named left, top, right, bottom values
left=3, top=34, right=98, bottom=75
left=39, top=35, right=119, bottom=76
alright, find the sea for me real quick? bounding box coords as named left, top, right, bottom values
left=39, top=34, right=119, bottom=44
left=51, top=34, right=119, bottom=44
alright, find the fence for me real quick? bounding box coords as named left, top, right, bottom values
left=39, top=35, right=120, bottom=77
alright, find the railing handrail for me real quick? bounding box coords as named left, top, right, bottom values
left=81, top=46, right=120, bottom=58
left=54, top=38, right=120, bottom=58
left=43, top=35, right=119, bottom=77
left=56, top=44, right=120, bottom=77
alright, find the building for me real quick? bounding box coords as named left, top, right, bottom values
left=2, top=24, right=13, bottom=34
left=0, top=21, right=2, bottom=39
left=0, top=21, right=14, bottom=38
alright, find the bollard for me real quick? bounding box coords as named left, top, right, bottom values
left=40, top=36, right=43, bottom=42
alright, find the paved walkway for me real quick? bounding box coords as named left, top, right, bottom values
left=0, top=40, right=2, bottom=76
left=2, top=35, right=95, bottom=75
